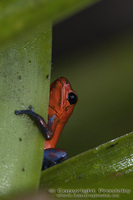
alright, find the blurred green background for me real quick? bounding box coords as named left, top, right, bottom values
left=51, top=0, right=133, bottom=158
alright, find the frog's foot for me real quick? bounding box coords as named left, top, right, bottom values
left=42, top=148, right=67, bottom=170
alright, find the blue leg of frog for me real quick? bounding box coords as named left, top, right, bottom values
left=42, top=149, right=67, bottom=170
left=15, top=106, right=67, bottom=170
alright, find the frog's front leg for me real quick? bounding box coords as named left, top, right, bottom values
left=42, top=149, right=67, bottom=170
left=15, top=106, right=53, bottom=140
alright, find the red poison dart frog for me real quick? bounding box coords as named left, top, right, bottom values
left=15, top=77, right=78, bottom=170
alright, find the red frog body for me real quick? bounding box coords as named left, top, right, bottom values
left=15, top=77, right=78, bottom=170
left=45, top=77, right=77, bottom=149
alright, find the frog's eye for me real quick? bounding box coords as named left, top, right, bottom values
left=68, top=92, right=77, bottom=105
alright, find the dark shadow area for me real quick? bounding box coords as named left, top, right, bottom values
left=53, top=0, right=133, bottom=60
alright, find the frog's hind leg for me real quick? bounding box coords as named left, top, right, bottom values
left=42, top=148, right=67, bottom=170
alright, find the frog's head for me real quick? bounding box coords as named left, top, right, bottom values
left=49, top=77, right=78, bottom=123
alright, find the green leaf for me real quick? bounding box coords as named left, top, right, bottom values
left=0, top=0, right=99, bottom=45
left=0, top=24, right=52, bottom=198
left=40, top=132, right=133, bottom=200
left=0, top=0, right=100, bottom=198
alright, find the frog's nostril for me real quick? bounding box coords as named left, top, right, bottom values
left=65, top=80, right=69, bottom=84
